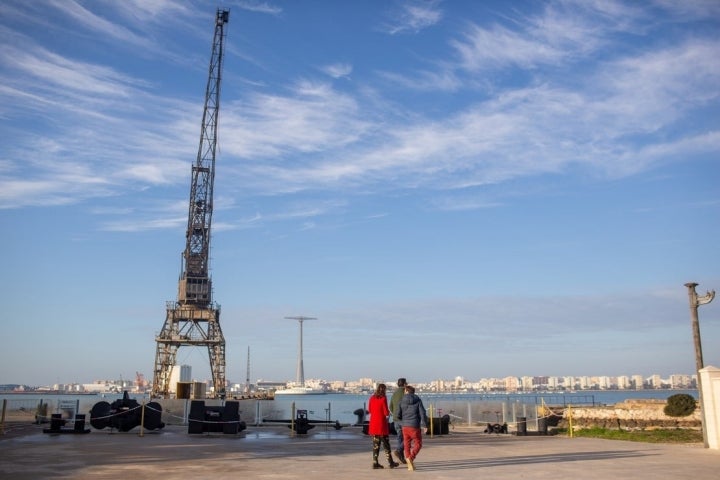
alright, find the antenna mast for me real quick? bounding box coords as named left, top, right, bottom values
left=284, top=316, right=316, bottom=387
left=245, top=346, right=251, bottom=395
left=152, top=9, right=230, bottom=399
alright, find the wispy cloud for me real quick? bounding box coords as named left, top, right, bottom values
left=319, top=63, right=353, bottom=79
left=382, top=0, right=443, bottom=35
left=652, top=0, right=720, bottom=19
left=386, top=1, right=645, bottom=90
left=452, top=23, right=565, bottom=72
left=101, top=216, right=186, bottom=232
left=236, top=0, right=282, bottom=16
left=98, top=199, right=187, bottom=232
left=378, top=69, right=462, bottom=92
left=0, top=42, right=147, bottom=102
left=255, top=199, right=347, bottom=223
left=220, top=33, right=720, bottom=195
left=45, top=0, right=174, bottom=53
left=221, top=80, right=372, bottom=162
left=449, top=0, right=645, bottom=73
left=0, top=170, right=113, bottom=209
left=0, top=33, right=201, bottom=209
left=430, top=196, right=503, bottom=212
left=219, top=14, right=718, bottom=194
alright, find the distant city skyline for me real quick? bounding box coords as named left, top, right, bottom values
left=3, top=370, right=699, bottom=393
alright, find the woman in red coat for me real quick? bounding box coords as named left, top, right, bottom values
left=368, top=383, right=400, bottom=469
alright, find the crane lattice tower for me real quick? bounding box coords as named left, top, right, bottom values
left=152, top=9, right=230, bottom=399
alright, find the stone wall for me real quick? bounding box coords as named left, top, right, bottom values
left=557, top=399, right=701, bottom=430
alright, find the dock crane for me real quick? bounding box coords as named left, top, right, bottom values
left=152, top=9, right=230, bottom=399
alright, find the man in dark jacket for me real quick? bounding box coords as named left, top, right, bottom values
left=389, top=377, right=407, bottom=464
left=395, top=385, right=427, bottom=471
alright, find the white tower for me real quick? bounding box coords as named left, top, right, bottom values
left=284, top=316, right=316, bottom=386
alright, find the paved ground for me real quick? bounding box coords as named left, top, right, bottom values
left=1, top=423, right=719, bottom=479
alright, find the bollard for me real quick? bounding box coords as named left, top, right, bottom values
left=74, top=415, right=87, bottom=433
left=429, top=404, right=434, bottom=437
left=50, top=414, right=66, bottom=432
left=291, top=402, right=296, bottom=436
left=1, top=399, right=6, bottom=435
left=538, top=417, right=548, bottom=435
left=139, top=401, right=145, bottom=437
left=35, top=402, right=48, bottom=425
left=516, top=417, right=527, bottom=436
left=427, top=416, right=450, bottom=435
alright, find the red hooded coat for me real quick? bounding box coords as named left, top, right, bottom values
left=368, top=393, right=390, bottom=435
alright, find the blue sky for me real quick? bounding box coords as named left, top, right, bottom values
left=1, top=0, right=719, bottom=388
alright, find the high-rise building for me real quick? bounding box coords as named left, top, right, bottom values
left=168, top=365, right=191, bottom=394
left=648, top=374, right=664, bottom=389
left=632, top=374, right=645, bottom=389
left=562, top=376, right=576, bottom=390
left=504, top=376, right=521, bottom=392
left=670, top=374, right=692, bottom=388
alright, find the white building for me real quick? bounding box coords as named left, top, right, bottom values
left=598, top=376, right=612, bottom=389
left=616, top=376, right=631, bottom=389
left=632, top=374, right=645, bottom=389
left=169, top=365, right=192, bottom=394
left=670, top=374, right=692, bottom=389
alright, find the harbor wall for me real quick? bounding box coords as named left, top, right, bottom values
left=559, top=399, right=701, bottom=430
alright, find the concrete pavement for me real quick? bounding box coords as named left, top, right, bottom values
left=1, top=423, right=719, bottom=479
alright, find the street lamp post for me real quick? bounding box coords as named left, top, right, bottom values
left=684, top=282, right=715, bottom=448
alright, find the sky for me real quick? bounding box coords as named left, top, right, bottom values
left=1, top=0, right=719, bottom=388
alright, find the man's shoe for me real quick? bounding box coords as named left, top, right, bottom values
left=372, top=463, right=384, bottom=469
left=407, top=458, right=415, bottom=471
left=394, top=450, right=407, bottom=464
left=389, top=461, right=400, bottom=469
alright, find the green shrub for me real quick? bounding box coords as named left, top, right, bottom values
left=664, top=393, right=697, bottom=417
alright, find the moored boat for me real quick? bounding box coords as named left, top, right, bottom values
left=274, top=386, right=327, bottom=395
